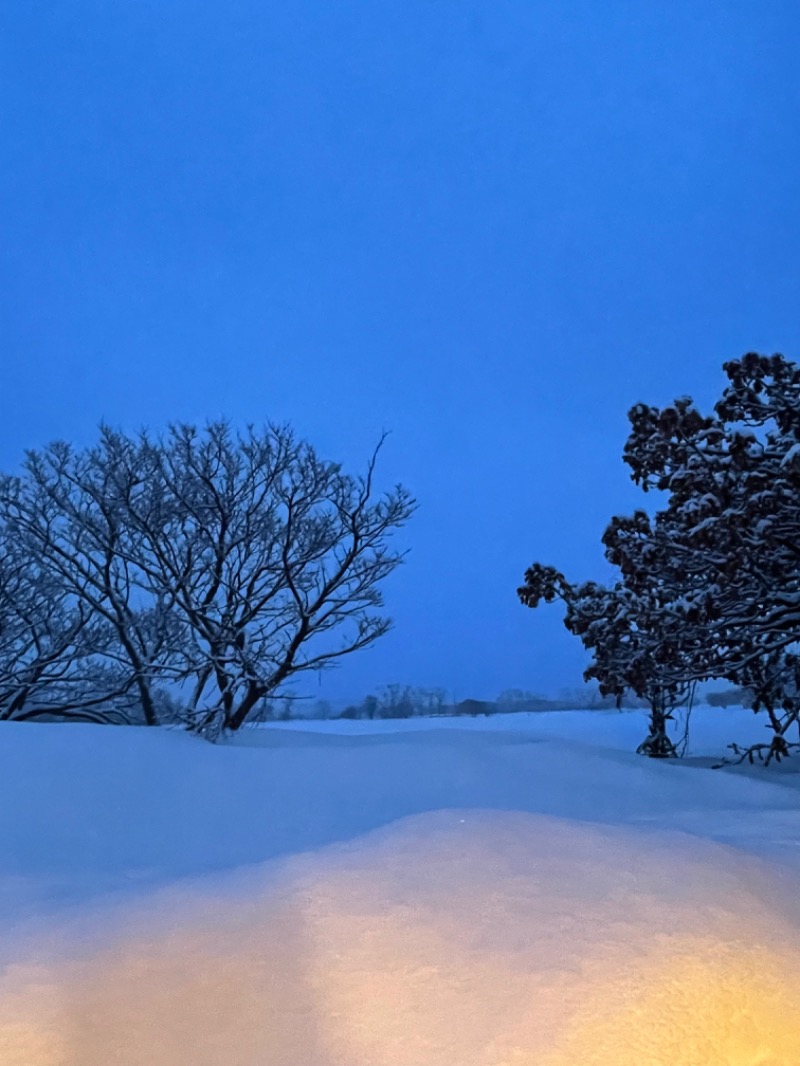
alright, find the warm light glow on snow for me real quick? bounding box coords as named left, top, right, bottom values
left=539, top=944, right=800, bottom=1066
left=1, top=809, right=799, bottom=1065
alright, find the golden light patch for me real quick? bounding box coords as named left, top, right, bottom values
left=1, top=811, right=798, bottom=1065
left=538, top=939, right=800, bottom=1066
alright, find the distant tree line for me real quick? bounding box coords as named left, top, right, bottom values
left=336, top=685, right=447, bottom=720
left=0, top=421, right=415, bottom=737
left=331, top=685, right=652, bottom=721
left=519, top=353, right=800, bottom=764
left=705, top=688, right=751, bottom=709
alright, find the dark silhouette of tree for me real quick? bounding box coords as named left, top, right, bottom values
left=518, top=565, right=688, bottom=756
left=0, top=445, right=176, bottom=725
left=520, top=353, right=800, bottom=763
left=0, top=422, right=415, bottom=736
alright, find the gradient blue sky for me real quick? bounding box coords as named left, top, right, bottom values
left=2, top=2, right=799, bottom=704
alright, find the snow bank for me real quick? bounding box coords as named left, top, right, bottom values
left=2, top=709, right=798, bottom=927
left=1, top=710, right=800, bottom=1063
left=2, top=809, right=800, bottom=1065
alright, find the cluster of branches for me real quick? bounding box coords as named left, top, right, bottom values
left=519, top=353, right=800, bottom=763
left=0, top=422, right=415, bottom=737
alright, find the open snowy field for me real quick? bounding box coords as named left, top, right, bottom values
left=2, top=706, right=800, bottom=1064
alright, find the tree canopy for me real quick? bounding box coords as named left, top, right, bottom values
left=0, top=422, right=415, bottom=736
left=519, top=353, right=800, bottom=762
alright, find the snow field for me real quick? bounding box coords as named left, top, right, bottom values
left=0, top=707, right=799, bottom=1063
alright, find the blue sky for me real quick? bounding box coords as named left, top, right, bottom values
left=2, top=1, right=799, bottom=704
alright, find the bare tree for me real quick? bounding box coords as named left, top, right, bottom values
left=377, top=683, right=416, bottom=718
left=417, top=686, right=447, bottom=716
left=0, top=438, right=181, bottom=725
left=95, top=422, right=415, bottom=735
left=0, top=537, right=93, bottom=720
left=0, top=421, right=414, bottom=734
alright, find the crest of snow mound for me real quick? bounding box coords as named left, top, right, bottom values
left=1, top=809, right=800, bottom=1065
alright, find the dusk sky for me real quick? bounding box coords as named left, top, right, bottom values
left=3, top=2, right=799, bottom=705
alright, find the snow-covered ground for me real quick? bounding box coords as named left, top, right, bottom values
left=1, top=706, right=800, bottom=1064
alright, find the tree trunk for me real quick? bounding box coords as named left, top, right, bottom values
left=637, top=694, right=678, bottom=758
left=227, top=683, right=267, bottom=733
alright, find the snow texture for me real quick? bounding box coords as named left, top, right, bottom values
left=1, top=707, right=800, bottom=1064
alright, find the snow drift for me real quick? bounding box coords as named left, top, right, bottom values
left=2, top=807, right=800, bottom=1065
